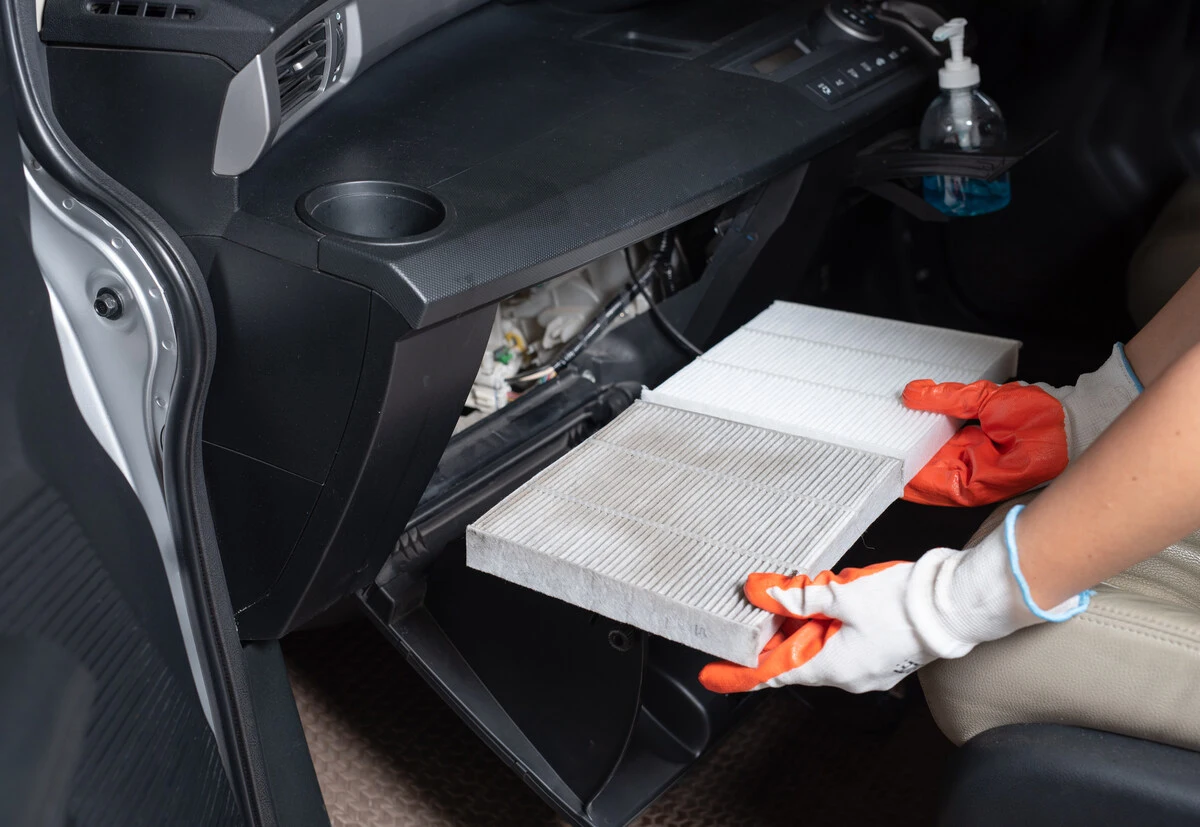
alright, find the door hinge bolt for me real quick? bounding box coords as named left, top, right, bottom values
left=93, top=288, right=123, bottom=320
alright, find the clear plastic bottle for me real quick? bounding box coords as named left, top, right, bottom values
left=919, top=19, right=1011, bottom=217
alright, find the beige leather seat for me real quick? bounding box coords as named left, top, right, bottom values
left=921, top=495, right=1200, bottom=751
left=923, top=182, right=1200, bottom=751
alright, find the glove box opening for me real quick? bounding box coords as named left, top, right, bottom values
left=355, top=166, right=818, bottom=826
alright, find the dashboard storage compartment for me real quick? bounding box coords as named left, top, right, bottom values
left=298, top=181, right=448, bottom=243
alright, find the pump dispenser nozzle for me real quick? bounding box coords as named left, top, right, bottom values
left=933, top=18, right=980, bottom=89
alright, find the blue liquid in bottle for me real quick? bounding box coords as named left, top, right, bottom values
left=920, top=78, right=1011, bottom=218
left=922, top=174, right=1011, bottom=217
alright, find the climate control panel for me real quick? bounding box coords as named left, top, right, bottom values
left=805, top=42, right=915, bottom=104
left=719, top=2, right=927, bottom=110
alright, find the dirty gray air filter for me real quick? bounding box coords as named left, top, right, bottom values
left=467, top=302, right=1020, bottom=666
left=469, top=402, right=900, bottom=664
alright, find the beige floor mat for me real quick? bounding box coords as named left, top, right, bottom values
left=284, top=622, right=951, bottom=827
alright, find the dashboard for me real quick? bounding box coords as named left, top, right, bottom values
left=45, top=0, right=930, bottom=327
left=232, top=0, right=929, bottom=327
left=40, top=0, right=936, bottom=636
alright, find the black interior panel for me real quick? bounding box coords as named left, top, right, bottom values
left=425, top=545, right=646, bottom=805
left=578, top=0, right=778, bottom=55
left=41, top=0, right=322, bottom=68
left=234, top=300, right=495, bottom=638
left=203, top=443, right=323, bottom=612
left=204, top=240, right=371, bottom=483
left=47, top=46, right=237, bottom=235
left=235, top=0, right=928, bottom=327
left=239, top=641, right=329, bottom=826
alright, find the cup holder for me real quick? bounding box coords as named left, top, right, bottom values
left=297, top=181, right=449, bottom=244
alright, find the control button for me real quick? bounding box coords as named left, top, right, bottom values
left=806, top=78, right=839, bottom=103
left=824, top=2, right=885, bottom=41
left=840, top=5, right=869, bottom=28
left=874, top=44, right=913, bottom=70
left=825, top=72, right=852, bottom=96
left=865, top=48, right=904, bottom=76
left=856, top=56, right=878, bottom=78
left=842, top=64, right=865, bottom=86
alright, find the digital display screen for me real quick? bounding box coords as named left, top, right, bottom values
left=752, top=44, right=805, bottom=75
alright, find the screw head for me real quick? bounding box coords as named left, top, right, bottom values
left=93, top=288, right=123, bottom=320
left=607, top=628, right=634, bottom=652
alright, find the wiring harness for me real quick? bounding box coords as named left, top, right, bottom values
left=512, top=232, right=704, bottom=388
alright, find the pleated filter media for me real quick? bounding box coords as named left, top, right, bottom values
left=643, top=302, right=1021, bottom=481
left=467, top=302, right=1020, bottom=666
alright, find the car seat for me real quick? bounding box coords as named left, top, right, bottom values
left=921, top=178, right=1200, bottom=826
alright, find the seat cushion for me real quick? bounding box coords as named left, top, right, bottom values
left=921, top=496, right=1200, bottom=751
left=939, top=725, right=1200, bottom=827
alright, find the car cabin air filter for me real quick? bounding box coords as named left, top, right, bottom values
left=642, top=302, right=1020, bottom=482
left=467, top=302, right=1020, bottom=666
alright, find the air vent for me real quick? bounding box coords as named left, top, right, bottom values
left=275, top=20, right=329, bottom=122
left=87, top=2, right=196, bottom=18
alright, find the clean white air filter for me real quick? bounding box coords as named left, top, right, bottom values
left=643, top=302, right=1019, bottom=481
left=467, top=302, right=1020, bottom=666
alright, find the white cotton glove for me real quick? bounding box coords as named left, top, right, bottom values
left=1038, top=342, right=1144, bottom=460
left=699, top=504, right=1091, bottom=694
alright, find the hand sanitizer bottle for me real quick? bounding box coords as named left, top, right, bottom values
left=919, top=18, right=1011, bottom=217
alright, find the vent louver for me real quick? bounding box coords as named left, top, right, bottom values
left=87, top=2, right=196, bottom=19
left=276, top=20, right=329, bottom=122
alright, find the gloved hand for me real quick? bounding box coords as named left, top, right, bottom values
left=698, top=505, right=1089, bottom=694
left=902, top=343, right=1143, bottom=507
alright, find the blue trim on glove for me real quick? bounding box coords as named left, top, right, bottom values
left=1004, top=504, right=1092, bottom=622
left=1115, top=342, right=1144, bottom=394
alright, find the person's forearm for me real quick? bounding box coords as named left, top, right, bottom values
left=1016, top=340, right=1200, bottom=610
left=1125, top=267, right=1200, bottom=385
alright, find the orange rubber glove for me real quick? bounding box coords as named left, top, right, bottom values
left=902, top=343, right=1142, bottom=507
left=699, top=506, right=1090, bottom=694
left=901, top=380, right=1067, bottom=507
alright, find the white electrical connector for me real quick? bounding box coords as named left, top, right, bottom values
left=464, top=308, right=521, bottom=421
left=458, top=247, right=651, bottom=430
